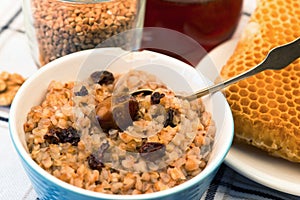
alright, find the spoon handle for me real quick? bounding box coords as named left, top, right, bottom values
left=189, top=37, right=300, bottom=100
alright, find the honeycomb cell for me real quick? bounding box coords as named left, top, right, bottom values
left=256, top=80, right=265, bottom=88
left=258, top=96, right=268, bottom=104
left=269, top=2, right=277, bottom=9
left=276, top=96, right=286, bottom=103
left=254, top=53, right=261, bottom=58
left=285, top=122, right=292, bottom=129
left=279, top=8, right=285, bottom=13
left=261, top=114, right=271, bottom=122
left=285, top=66, right=292, bottom=72
left=278, top=104, right=288, bottom=112
left=274, top=80, right=282, bottom=87
left=229, top=93, right=240, bottom=101
left=265, top=77, right=273, bottom=84
left=267, top=100, right=277, bottom=108
left=250, top=102, right=259, bottom=109
left=273, top=117, right=282, bottom=125
left=287, top=100, right=294, bottom=107
left=249, top=93, right=258, bottom=100
left=248, top=85, right=257, bottom=92
left=237, top=80, right=248, bottom=88
left=275, top=88, right=284, bottom=95
left=291, top=76, right=298, bottom=82
left=267, top=92, right=276, bottom=99
left=259, top=105, right=268, bottom=113
left=228, top=85, right=239, bottom=93
left=273, top=73, right=282, bottom=80
left=281, top=112, right=289, bottom=120
left=231, top=102, right=241, bottom=112
left=241, top=97, right=250, bottom=106
left=262, top=8, right=269, bottom=14
left=242, top=106, right=251, bottom=115
left=290, top=117, right=299, bottom=126
left=257, top=88, right=267, bottom=96
left=288, top=108, right=297, bottom=116
left=247, top=77, right=256, bottom=84
left=284, top=29, right=293, bottom=37
left=277, top=0, right=284, bottom=6
left=293, top=90, right=300, bottom=98
left=271, top=11, right=278, bottom=18
left=282, top=77, right=290, bottom=84
left=239, top=89, right=248, bottom=97
left=265, top=85, right=275, bottom=91
left=228, top=71, right=235, bottom=78
left=245, top=61, right=255, bottom=67
left=286, top=92, right=292, bottom=99
left=237, top=66, right=246, bottom=72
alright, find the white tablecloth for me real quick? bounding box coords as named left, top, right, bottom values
left=0, top=0, right=299, bottom=199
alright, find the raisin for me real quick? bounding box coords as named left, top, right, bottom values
left=90, top=70, right=114, bottom=85
left=110, top=168, right=119, bottom=173
left=128, top=98, right=139, bottom=119
left=95, top=180, right=101, bottom=185
left=87, top=154, right=104, bottom=171
left=164, top=108, right=176, bottom=128
left=138, top=142, right=166, bottom=162
left=44, top=127, right=80, bottom=146
left=74, top=86, right=88, bottom=96
left=150, top=92, right=165, bottom=104
left=44, top=134, right=59, bottom=144
left=131, top=89, right=153, bottom=96
left=87, top=142, right=109, bottom=171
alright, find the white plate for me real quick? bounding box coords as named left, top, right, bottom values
left=196, top=39, right=300, bottom=196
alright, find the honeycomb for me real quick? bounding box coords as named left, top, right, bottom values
left=220, top=0, right=300, bottom=162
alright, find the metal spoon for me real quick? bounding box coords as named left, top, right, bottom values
left=131, top=37, right=300, bottom=100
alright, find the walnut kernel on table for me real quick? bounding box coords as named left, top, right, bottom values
left=0, top=71, right=25, bottom=106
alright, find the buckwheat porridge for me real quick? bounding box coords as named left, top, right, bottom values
left=24, top=69, right=215, bottom=195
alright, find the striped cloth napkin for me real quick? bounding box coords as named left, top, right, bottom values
left=0, top=0, right=299, bottom=199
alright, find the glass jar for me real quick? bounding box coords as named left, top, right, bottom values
left=23, top=0, right=145, bottom=67
left=143, top=0, right=243, bottom=60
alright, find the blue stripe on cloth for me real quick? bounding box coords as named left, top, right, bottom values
left=203, top=164, right=300, bottom=200
left=204, top=165, right=226, bottom=200
left=0, top=7, right=22, bottom=34
left=0, top=116, right=8, bottom=123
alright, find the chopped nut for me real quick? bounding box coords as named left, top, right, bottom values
left=0, top=71, right=9, bottom=80
left=0, top=71, right=25, bottom=106
left=10, top=73, right=25, bottom=85
left=185, top=157, right=200, bottom=171
left=0, top=79, right=7, bottom=92
left=168, top=167, right=186, bottom=181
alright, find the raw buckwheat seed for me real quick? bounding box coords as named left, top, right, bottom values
left=31, top=0, right=139, bottom=66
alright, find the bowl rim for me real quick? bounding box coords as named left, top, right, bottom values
left=9, top=48, right=234, bottom=199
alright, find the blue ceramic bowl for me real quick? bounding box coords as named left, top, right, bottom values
left=9, top=48, right=234, bottom=200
